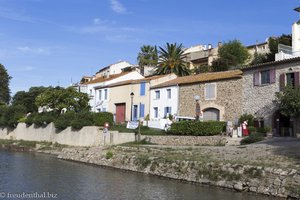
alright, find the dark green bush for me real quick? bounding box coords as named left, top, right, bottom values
left=33, top=112, right=59, bottom=127
left=92, top=112, right=113, bottom=127
left=0, top=105, right=26, bottom=128
left=239, top=113, right=254, bottom=126
left=71, top=111, right=94, bottom=130
left=256, top=126, right=271, bottom=135
left=248, top=126, right=256, bottom=134
left=240, top=133, right=265, bottom=145
left=54, top=112, right=75, bottom=130
left=169, top=121, right=226, bottom=136
left=25, top=112, right=37, bottom=126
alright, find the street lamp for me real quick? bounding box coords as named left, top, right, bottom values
left=194, top=95, right=200, bottom=121
left=130, top=92, right=134, bottom=121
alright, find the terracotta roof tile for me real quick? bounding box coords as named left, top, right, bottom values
left=151, top=70, right=242, bottom=89
left=84, top=72, right=129, bottom=85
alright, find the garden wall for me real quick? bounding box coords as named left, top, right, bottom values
left=0, top=123, right=135, bottom=146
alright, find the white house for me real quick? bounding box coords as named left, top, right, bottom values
left=95, top=61, right=133, bottom=78
left=84, top=71, right=144, bottom=112
left=148, top=85, right=179, bottom=129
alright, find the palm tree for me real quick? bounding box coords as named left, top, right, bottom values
left=155, top=43, right=190, bottom=76
left=137, top=45, right=158, bottom=70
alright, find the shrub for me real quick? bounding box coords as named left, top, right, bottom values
left=240, top=133, right=265, bottom=145
left=256, top=126, right=271, bottom=135
left=239, top=113, right=254, bottom=126
left=33, top=112, right=58, bottom=127
left=105, top=151, right=113, bottom=159
left=25, top=113, right=37, bottom=126
left=248, top=126, right=256, bottom=134
left=54, top=112, right=75, bottom=130
left=169, top=121, right=226, bottom=136
left=0, top=105, right=26, bottom=128
left=92, top=112, right=113, bottom=127
left=71, top=111, right=94, bottom=130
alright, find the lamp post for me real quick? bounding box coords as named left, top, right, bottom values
left=130, top=92, right=134, bottom=121
left=194, top=95, right=200, bottom=121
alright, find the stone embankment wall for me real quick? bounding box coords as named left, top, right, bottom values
left=0, top=123, right=135, bottom=146
left=142, top=135, right=227, bottom=146
left=58, top=147, right=300, bottom=199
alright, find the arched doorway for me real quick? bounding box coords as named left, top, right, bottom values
left=273, top=111, right=293, bottom=137
left=203, top=108, right=220, bottom=121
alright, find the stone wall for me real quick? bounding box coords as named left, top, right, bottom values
left=0, top=123, right=135, bottom=146
left=178, top=78, right=243, bottom=121
left=57, top=146, right=300, bottom=199
left=242, top=61, right=300, bottom=128
left=142, top=135, right=227, bottom=146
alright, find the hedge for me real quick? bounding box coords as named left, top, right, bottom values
left=168, top=121, right=226, bottom=136
left=25, top=111, right=114, bottom=130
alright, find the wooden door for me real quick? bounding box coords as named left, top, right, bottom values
left=115, top=103, right=126, bottom=123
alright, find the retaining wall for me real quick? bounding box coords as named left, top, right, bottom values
left=0, top=123, right=135, bottom=146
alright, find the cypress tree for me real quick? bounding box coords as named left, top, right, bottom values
left=0, top=64, right=11, bottom=104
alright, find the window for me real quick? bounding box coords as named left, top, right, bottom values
left=254, top=69, right=276, bottom=86
left=140, top=104, right=145, bottom=118
left=155, top=90, right=160, bottom=99
left=133, top=105, right=138, bottom=120
left=104, top=89, right=108, bottom=100
left=280, top=72, right=300, bottom=90
left=164, top=107, right=172, bottom=117
left=205, top=83, right=216, bottom=100
left=102, top=108, right=107, bottom=112
left=89, top=89, right=92, bottom=96
left=140, top=82, right=146, bottom=96
left=167, top=89, right=171, bottom=99
left=99, top=90, right=102, bottom=100
left=154, top=107, right=158, bottom=118
left=261, top=70, right=270, bottom=84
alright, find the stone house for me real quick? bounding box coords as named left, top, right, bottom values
left=152, top=70, right=243, bottom=122
left=241, top=56, right=300, bottom=137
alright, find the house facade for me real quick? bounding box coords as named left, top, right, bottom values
left=84, top=71, right=144, bottom=112
left=95, top=61, right=133, bottom=78
left=150, top=70, right=243, bottom=125
left=241, top=57, right=300, bottom=137
left=107, top=74, right=177, bottom=123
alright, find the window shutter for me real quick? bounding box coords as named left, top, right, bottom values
left=253, top=72, right=260, bottom=86
left=295, top=72, right=300, bottom=87
left=140, top=82, right=146, bottom=96
left=140, top=104, right=145, bottom=118
left=169, top=107, right=172, bottom=115
left=164, top=107, right=167, bottom=117
left=279, top=74, right=285, bottom=91
left=270, top=69, right=276, bottom=84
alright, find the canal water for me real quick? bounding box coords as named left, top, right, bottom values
left=0, top=151, right=277, bottom=200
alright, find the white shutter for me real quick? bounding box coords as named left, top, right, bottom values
left=205, top=83, right=216, bottom=100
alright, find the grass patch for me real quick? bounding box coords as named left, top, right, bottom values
left=105, top=151, right=114, bottom=159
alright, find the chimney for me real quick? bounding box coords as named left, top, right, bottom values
left=218, top=42, right=222, bottom=48
left=208, top=44, right=212, bottom=49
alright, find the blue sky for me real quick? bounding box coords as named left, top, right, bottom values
left=0, top=0, right=299, bottom=94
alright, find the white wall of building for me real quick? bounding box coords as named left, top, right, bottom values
left=96, top=61, right=132, bottom=77
left=149, top=86, right=179, bottom=129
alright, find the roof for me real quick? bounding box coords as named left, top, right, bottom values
left=105, top=74, right=170, bottom=88
left=240, top=56, right=300, bottom=71
left=96, top=61, right=131, bottom=73
left=151, top=70, right=242, bottom=89
left=84, top=72, right=129, bottom=85
left=246, top=42, right=268, bottom=49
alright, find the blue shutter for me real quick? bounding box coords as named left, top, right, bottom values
left=169, top=107, right=172, bottom=115
left=164, top=107, right=167, bottom=117
left=140, top=82, right=146, bottom=96
left=140, top=104, right=145, bottom=118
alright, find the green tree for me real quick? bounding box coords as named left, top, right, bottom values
left=0, top=64, right=11, bottom=104
left=276, top=85, right=300, bottom=118
left=35, top=87, right=90, bottom=113
left=250, top=52, right=268, bottom=65
left=12, top=86, right=48, bottom=113
left=211, top=40, right=250, bottom=72
left=266, top=34, right=292, bottom=62
left=155, top=43, right=191, bottom=76
left=193, top=64, right=211, bottom=74
left=137, top=45, right=158, bottom=67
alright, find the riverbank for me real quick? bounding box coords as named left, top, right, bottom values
left=1, top=138, right=300, bottom=199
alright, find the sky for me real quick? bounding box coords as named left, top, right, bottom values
left=0, top=0, right=299, bottom=95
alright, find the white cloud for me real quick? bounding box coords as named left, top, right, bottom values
left=0, top=7, right=35, bottom=23
left=110, top=0, right=127, bottom=14
left=17, top=46, right=50, bottom=55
